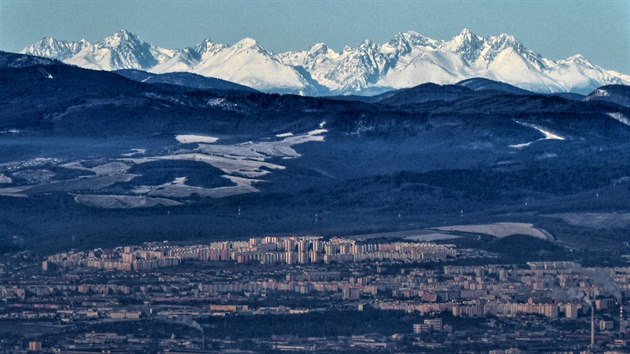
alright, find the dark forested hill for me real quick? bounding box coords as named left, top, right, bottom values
left=1, top=51, right=630, bottom=253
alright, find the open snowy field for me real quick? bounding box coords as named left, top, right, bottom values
left=434, top=222, right=552, bottom=240
left=0, top=127, right=327, bottom=208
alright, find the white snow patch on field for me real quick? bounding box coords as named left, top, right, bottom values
left=307, top=128, right=328, bottom=136
left=121, top=148, right=147, bottom=157
left=122, top=128, right=327, bottom=201
left=0, top=186, right=29, bottom=197
left=222, top=175, right=261, bottom=187
left=510, top=120, right=565, bottom=149
left=509, top=141, right=534, bottom=149
left=0, top=126, right=326, bottom=207
left=74, top=194, right=182, bottom=209
left=173, top=177, right=187, bottom=184
left=434, top=222, right=552, bottom=240
left=176, top=134, right=219, bottom=144
left=132, top=173, right=259, bottom=199
left=193, top=128, right=327, bottom=160
left=122, top=153, right=284, bottom=178
left=0, top=174, right=12, bottom=184
left=607, top=112, right=630, bottom=127
left=405, top=233, right=461, bottom=241
left=61, top=161, right=131, bottom=176
left=142, top=183, right=257, bottom=199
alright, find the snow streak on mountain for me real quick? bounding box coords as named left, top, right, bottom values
left=21, top=29, right=630, bottom=95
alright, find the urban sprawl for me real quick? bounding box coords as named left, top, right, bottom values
left=1, top=236, right=629, bottom=353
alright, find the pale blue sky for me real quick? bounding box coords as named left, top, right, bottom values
left=1, top=0, right=628, bottom=73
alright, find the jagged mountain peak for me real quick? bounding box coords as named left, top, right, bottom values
left=482, top=33, right=537, bottom=64
left=452, top=28, right=482, bottom=44
left=193, top=39, right=225, bottom=55
left=21, top=36, right=88, bottom=61
left=40, top=36, right=61, bottom=45
left=355, top=40, right=381, bottom=57
left=486, top=33, right=521, bottom=49
left=83, top=30, right=160, bottom=70
left=101, top=29, right=145, bottom=47
left=566, top=53, right=587, bottom=61
left=562, top=53, right=593, bottom=66
left=492, top=32, right=518, bottom=42
left=396, top=31, right=440, bottom=47
left=19, top=29, right=630, bottom=95
left=105, top=29, right=136, bottom=39
left=459, top=27, right=474, bottom=36
left=234, top=37, right=260, bottom=49
left=33, top=36, right=74, bottom=47
left=307, top=43, right=329, bottom=55
left=381, top=31, right=440, bottom=65
left=444, top=28, right=486, bottom=62
left=358, top=39, right=376, bottom=47
left=396, top=30, right=422, bottom=41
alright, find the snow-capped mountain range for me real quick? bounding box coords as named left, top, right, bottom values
left=21, top=29, right=630, bottom=95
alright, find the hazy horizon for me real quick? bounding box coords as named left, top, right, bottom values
left=1, top=0, right=628, bottom=73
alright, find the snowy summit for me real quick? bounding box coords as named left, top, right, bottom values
left=21, top=29, right=630, bottom=95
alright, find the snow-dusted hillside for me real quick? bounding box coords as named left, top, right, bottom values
left=21, top=28, right=630, bottom=95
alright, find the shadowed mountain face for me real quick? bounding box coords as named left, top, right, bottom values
left=1, top=52, right=630, bottom=253
left=585, top=85, right=630, bottom=108
left=456, top=77, right=532, bottom=95
left=113, top=69, right=259, bottom=92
